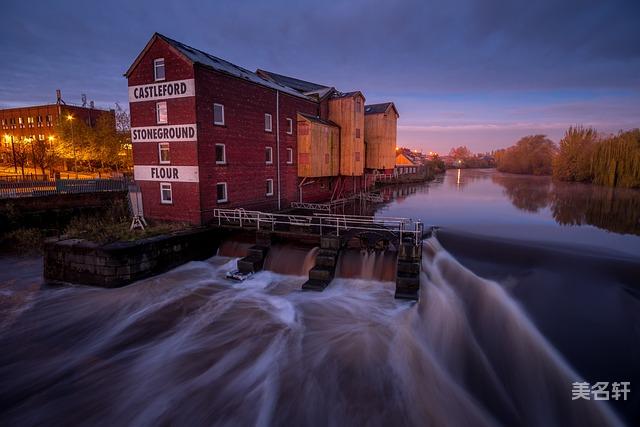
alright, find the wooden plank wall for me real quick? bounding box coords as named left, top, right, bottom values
left=328, top=95, right=365, bottom=176
left=297, top=114, right=340, bottom=177
left=364, top=110, right=397, bottom=170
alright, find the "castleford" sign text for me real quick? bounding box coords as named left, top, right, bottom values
left=131, top=124, right=197, bottom=142
left=128, top=79, right=195, bottom=103
left=134, top=165, right=199, bottom=182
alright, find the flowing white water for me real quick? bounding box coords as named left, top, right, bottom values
left=0, top=238, right=622, bottom=426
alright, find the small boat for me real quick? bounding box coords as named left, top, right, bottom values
left=226, top=270, right=253, bottom=282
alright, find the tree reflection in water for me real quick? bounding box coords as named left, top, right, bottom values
left=492, top=173, right=640, bottom=235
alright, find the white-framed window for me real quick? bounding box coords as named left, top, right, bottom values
left=265, top=146, right=273, bottom=164
left=154, top=58, right=165, bottom=81
left=286, top=148, right=293, bottom=164
left=215, top=143, right=226, bottom=164
left=156, top=102, right=167, bottom=124
left=158, top=142, right=170, bottom=164
left=264, top=113, right=272, bottom=132
left=160, top=182, right=172, bottom=204
left=213, top=103, right=224, bottom=125
left=286, top=118, right=293, bottom=134
left=216, top=182, right=228, bottom=203
left=266, top=179, right=274, bottom=196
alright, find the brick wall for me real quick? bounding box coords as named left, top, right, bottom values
left=128, top=37, right=201, bottom=224
left=194, top=66, right=318, bottom=222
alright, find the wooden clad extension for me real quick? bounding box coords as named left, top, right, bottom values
left=328, top=92, right=365, bottom=176
left=297, top=113, right=340, bottom=177
left=364, top=102, right=399, bottom=170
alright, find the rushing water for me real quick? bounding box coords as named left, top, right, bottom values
left=1, top=169, right=639, bottom=426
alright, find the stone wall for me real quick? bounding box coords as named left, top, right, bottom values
left=44, top=227, right=226, bottom=287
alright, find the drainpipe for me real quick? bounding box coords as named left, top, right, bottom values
left=276, top=90, right=281, bottom=210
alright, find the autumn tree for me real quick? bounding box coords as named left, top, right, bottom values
left=449, top=146, right=472, bottom=161
left=496, top=135, right=557, bottom=175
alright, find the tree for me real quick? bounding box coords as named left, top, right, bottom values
left=32, top=137, right=63, bottom=176
left=449, top=146, right=472, bottom=162
left=496, top=135, right=557, bottom=175
left=553, top=126, right=598, bottom=182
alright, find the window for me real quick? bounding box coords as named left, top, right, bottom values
left=266, top=179, right=274, bottom=196
left=154, top=58, right=165, bottom=81
left=37, top=115, right=42, bottom=127
left=46, top=115, right=53, bottom=126
left=265, top=146, right=273, bottom=164
left=27, top=117, right=34, bottom=127
left=355, top=99, right=362, bottom=113
left=215, top=143, right=226, bottom=164
left=160, top=183, right=172, bottom=204
left=264, top=113, right=272, bottom=132
left=355, top=152, right=361, bottom=162
left=286, top=148, right=293, bottom=164
left=38, top=134, right=45, bottom=141
left=216, top=182, right=228, bottom=203
left=158, top=143, right=170, bottom=164
left=286, top=118, right=293, bottom=134
left=213, top=103, right=224, bottom=125
left=355, top=128, right=360, bottom=138
left=156, top=102, right=167, bottom=124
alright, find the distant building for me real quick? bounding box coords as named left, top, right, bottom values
left=0, top=95, right=114, bottom=166
left=126, top=33, right=401, bottom=224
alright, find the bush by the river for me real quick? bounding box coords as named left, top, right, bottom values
left=495, top=135, right=556, bottom=175
left=496, top=128, right=640, bottom=188
left=553, top=127, right=640, bottom=188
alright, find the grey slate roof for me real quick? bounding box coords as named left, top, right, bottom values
left=298, top=113, right=339, bottom=128
left=155, top=34, right=312, bottom=100
left=364, top=102, right=399, bottom=116
left=257, top=70, right=330, bottom=93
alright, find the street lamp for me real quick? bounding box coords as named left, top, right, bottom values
left=67, top=114, right=78, bottom=178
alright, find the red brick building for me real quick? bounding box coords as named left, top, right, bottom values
left=0, top=101, right=113, bottom=165
left=126, top=33, right=396, bottom=224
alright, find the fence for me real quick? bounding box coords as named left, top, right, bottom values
left=212, top=208, right=424, bottom=245
left=0, top=178, right=129, bottom=199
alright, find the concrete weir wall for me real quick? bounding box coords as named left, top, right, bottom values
left=44, top=228, right=225, bottom=287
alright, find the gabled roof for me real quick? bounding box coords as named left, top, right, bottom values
left=125, top=33, right=313, bottom=101
left=365, top=102, right=399, bottom=117
left=256, top=69, right=330, bottom=94
left=330, top=91, right=365, bottom=100
left=298, top=112, right=339, bottom=128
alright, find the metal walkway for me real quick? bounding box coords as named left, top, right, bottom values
left=212, top=208, right=423, bottom=245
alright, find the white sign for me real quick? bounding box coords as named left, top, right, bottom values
left=128, top=79, right=195, bottom=102
left=134, top=165, right=199, bottom=182
left=131, top=124, right=198, bottom=143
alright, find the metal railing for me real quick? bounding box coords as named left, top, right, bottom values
left=290, top=198, right=349, bottom=212
left=212, top=208, right=423, bottom=245
left=0, top=178, right=129, bottom=199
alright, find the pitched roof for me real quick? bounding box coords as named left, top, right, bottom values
left=365, top=102, right=399, bottom=117
left=126, top=33, right=313, bottom=101
left=256, top=69, right=329, bottom=93
left=298, top=112, right=339, bottom=128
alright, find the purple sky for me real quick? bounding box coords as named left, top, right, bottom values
left=1, top=0, right=638, bottom=154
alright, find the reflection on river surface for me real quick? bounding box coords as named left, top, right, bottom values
left=379, top=169, right=640, bottom=257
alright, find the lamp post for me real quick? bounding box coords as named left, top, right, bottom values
left=67, top=114, right=77, bottom=178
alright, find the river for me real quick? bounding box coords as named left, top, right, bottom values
left=0, top=169, right=638, bottom=426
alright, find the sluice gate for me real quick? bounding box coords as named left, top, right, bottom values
left=211, top=209, right=424, bottom=300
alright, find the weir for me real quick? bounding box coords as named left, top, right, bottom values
left=212, top=209, right=424, bottom=300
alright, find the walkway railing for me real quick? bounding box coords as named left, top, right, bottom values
left=0, top=178, right=129, bottom=199
left=212, top=208, right=423, bottom=245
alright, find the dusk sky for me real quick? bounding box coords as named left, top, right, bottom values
left=2, top=0, right=639, bottom=154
